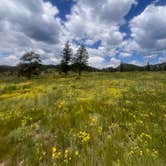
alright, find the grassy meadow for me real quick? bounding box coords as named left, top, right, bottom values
left=0, top=72, right=166, bottom=166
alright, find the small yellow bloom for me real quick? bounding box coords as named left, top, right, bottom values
left=52, top=153, right=56, bottom=159
left=146, top=148, right=150, bottom=153
left=42, top=151, right=46, bottom=156
left=52, top=147, right=57, bottom=153
left=65, top=149, right=69, bottom=158
left=98, top=127, right=103, bottom=134
left=52, top=146, right=61, bottom=160
left=65, top=149, right=69, bottom=154
left=39, top=156, right=42, bottom=161
left=151, top=149, right=159, bottom=158
left=90, top=116, right=98, bottom=126
left=58, top=152, right=61, bottom=156
left=139, top=150, right=143, bottom=156
left=129, top=150, right=134, bottom=156
left=78, top=131, right=90, bottom=143
left=75, top=150, right=79, bottom=156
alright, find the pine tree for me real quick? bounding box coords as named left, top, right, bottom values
left=18, top=52, right=41, bottom=79
left=120, top=61, right=124, bottom=72
left=146, top=62, right=151, bottom=71
left=60, top=41, right=72, bottom=75
left=73, top=45, right=89, bottom=76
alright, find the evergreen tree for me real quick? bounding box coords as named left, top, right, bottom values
left=146, top=62, right=151, bottom=71
left=164, top=64, right=166, bottom=71
left=73, top=45, right=89, bottom=76
left=60, top=41, right=72, bottom=75
left=17, top=52, right=41, bottom=79
left=120, top=61, right=124, bottom=72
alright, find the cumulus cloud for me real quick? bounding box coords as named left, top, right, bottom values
left=130, top=4, right=166, bottom=51
left=65, top=0, right=136, bottom=47
left=0, top=0, right=60, bottom=43
left=158, top=54, right=166, bottom=63
left=75, top=0, right=136, bottom=25
left=130, top=60, right=145, bottom=66
left=89, top=56, right=105, bottom=69
left=108, top=57, right=121, bottom=67
left=0, top=0, right=63, bottom=65
left=119, top=52, right=131, bottom=57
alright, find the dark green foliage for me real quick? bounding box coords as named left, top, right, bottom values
left=145, top=62, right=151, bottom=71
left=73, top=45, right=89, bottom=75
left=17, top=52, right=42, bottom=79
left=102, top=67, right=117, bottom=72
left=150, top=62, right=166, bottom=71
left=60, top=41, right=72, bottom=75
left=116, top=63, right=144, bottom=72
left=0, top=66, right=16, bottom=73
left=119, top=61, right=124, bottom=72
left=0, top=61, right=166, bottom=75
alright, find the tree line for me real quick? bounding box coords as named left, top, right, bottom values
left=16, top=41, right=166, bottom=79
left=18, top=41, right=89, bottom=79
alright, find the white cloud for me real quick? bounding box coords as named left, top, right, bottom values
left=120, top=39, right=141, bottom=52
left=89, top=56, right=105, bottom=69
left=65, top=0, right=136, bottom=51
left=119, top=52, right=132, bottom=57
left=130, top=4, right=166, bottom=51
left=130, top=60, right=144, bottom=66
left=75, top=0, right=137, bottom=25
left=0, top=0, right=60, bottom=43
left=158, top=55, right=166, bottom=63
left=0, top=0, right=62, bottom=65
left=108, top=57, right=121, bottom=67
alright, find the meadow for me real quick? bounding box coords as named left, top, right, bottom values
left=0, top=72, right=165, bottom=166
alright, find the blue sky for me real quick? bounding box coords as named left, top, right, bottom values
left=0, top=0, right=166, bottom=68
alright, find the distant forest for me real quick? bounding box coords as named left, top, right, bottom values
left=0, top=41, right=166, bottom=79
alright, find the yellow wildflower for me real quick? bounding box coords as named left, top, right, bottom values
left=97, top=127, right=103, bottom=134
left=52, top=146, right=61, bottom=160
left=129, top=150, right=134, bottom=156
left=151, top=149, right=159, bottom=158
left=139, top=150, right=143, bottom=156
left=65, top=149, right=69, bottom=158
left=42, top=151, right=46, bottom=156
left=90, top=116, right=98, bottom=126
left=52, top=147, right=57, bottom=153
left=75, top=150, right=79, bottom=156
left=78, top=131, right=90, bottom=144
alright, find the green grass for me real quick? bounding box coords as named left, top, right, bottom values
left=0, top=72, right=166, bottom=166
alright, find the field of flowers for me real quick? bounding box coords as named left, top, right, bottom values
left=0, top=72, right=165, bottom=166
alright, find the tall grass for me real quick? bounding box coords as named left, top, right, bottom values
left=0, top=72, right=165, bottom=165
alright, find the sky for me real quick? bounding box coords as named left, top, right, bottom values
left=0, top=0, right=166, bottom=68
